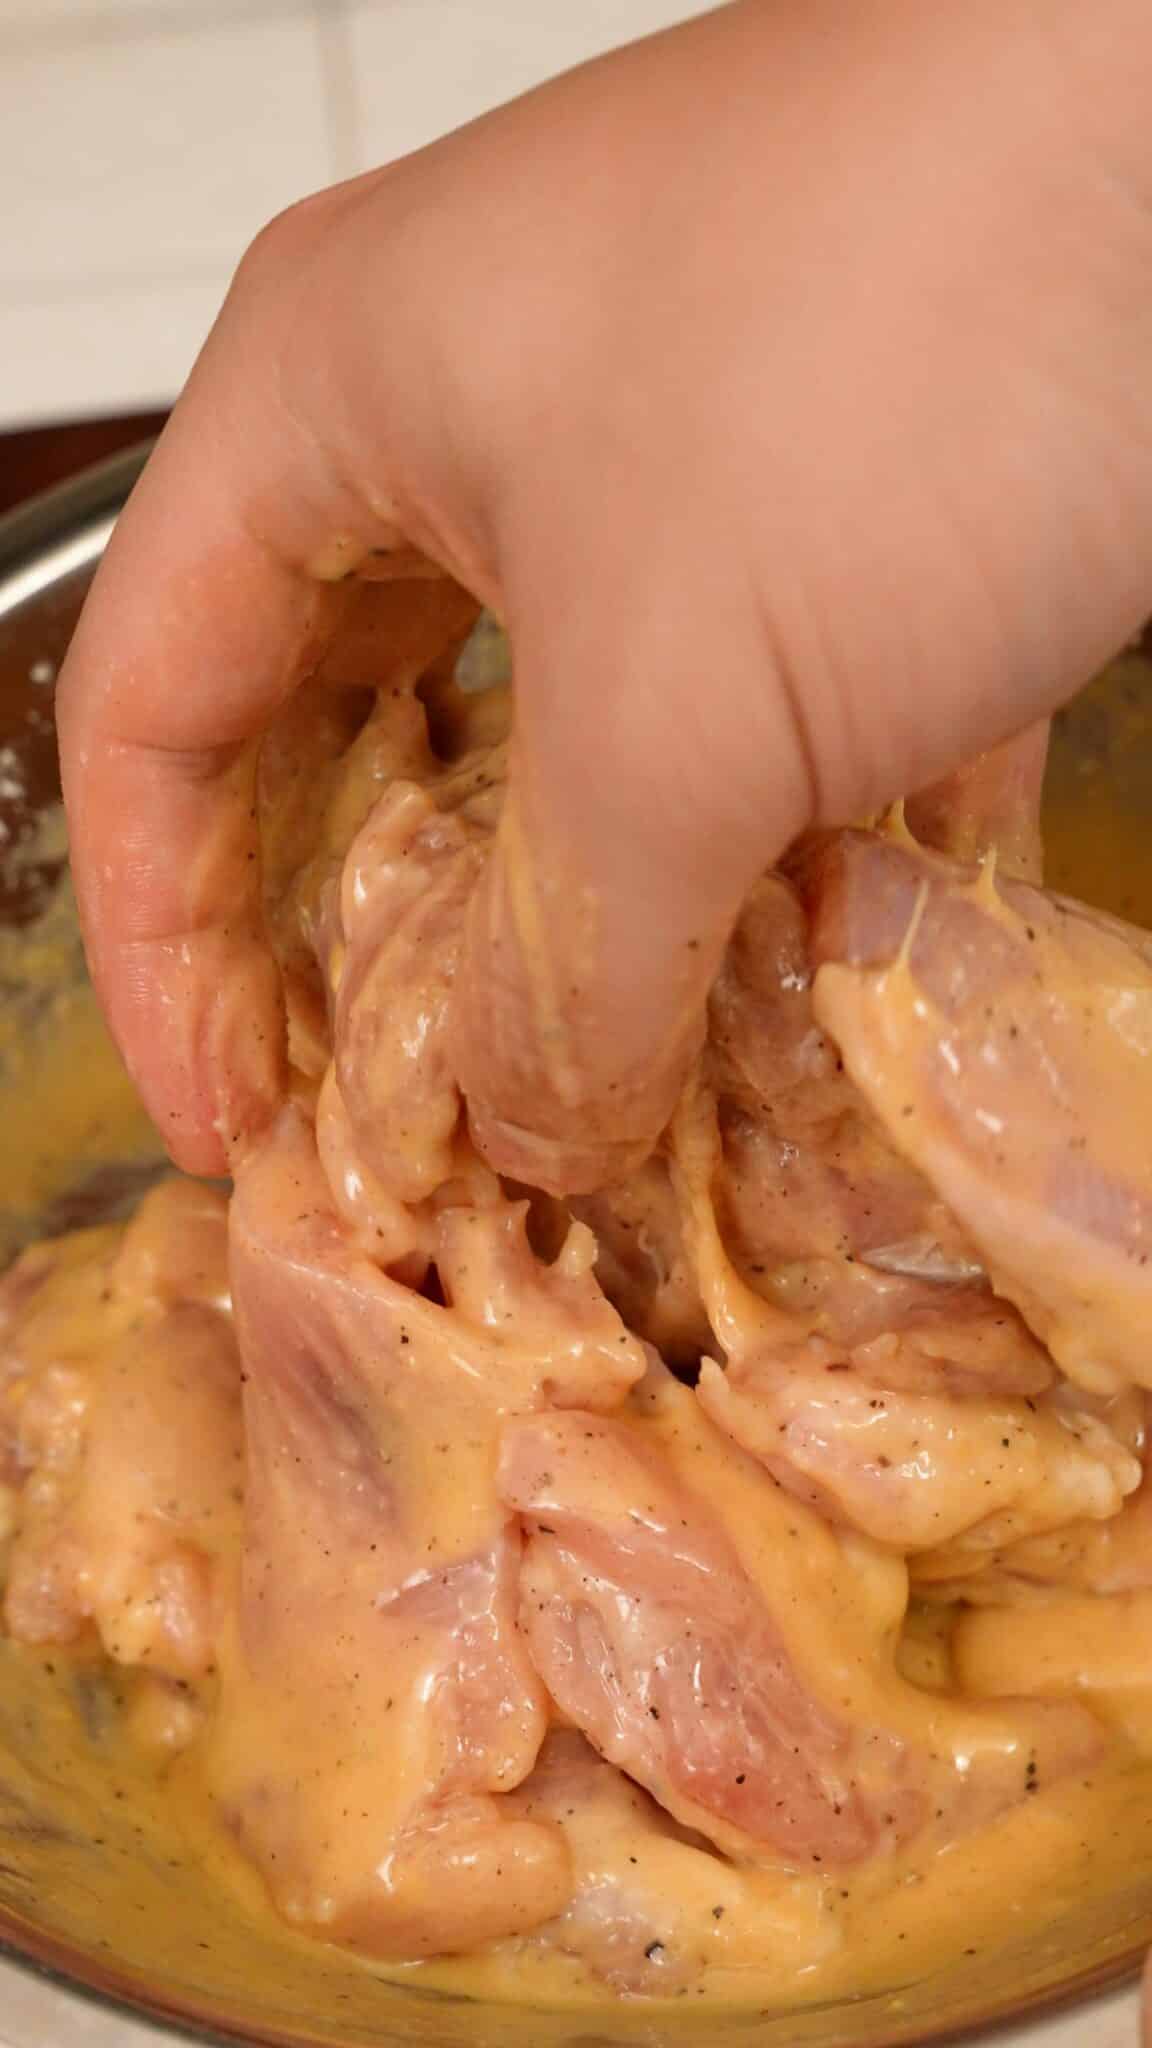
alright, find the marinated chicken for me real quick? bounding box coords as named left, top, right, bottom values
left=1, top=584, right=1150, bottom=2002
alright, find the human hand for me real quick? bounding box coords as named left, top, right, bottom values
left=57, top=0, right=1152, bottom=1193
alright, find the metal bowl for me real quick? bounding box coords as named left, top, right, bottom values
left=0, top=451, right=1147, bottom=2048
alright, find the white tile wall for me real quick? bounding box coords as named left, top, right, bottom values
left=6, top=12, right=331, bottom=290
left=0, top=0, right=306, bottom=21
left=0, top=0, right=717, bottom=431
left=0, top=274, right=233, bottom=422
left=346, top=0, right=716, bottom=164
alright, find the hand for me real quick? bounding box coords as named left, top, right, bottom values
left=57, top=0, right=1152, bottom=1193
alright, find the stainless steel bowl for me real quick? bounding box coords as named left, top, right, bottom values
left=0, top=451, right=1147, bottom=2048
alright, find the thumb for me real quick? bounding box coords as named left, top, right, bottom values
left=452, top=542, right=816, bottom=1197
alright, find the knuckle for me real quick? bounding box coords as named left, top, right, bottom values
left=229, top=182, right=353, bottom=313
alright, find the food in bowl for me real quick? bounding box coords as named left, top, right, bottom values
left=2, top=577, right=1152, bottom=2015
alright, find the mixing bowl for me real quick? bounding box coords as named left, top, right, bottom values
left=0, top=449, right=1148, bottom=2048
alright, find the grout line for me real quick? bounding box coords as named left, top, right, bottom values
left=0, top=0, right=335, bottom=53
left=314, top=0, right=362, bottom=185
left=0, top=265, right=230, bottom=304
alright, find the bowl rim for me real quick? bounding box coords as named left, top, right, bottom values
left=0, top=1910, right=1141, bottom=2048
left=0, top=439, right=186, bottom=2048
left=0, top=440, right=153, bottom=627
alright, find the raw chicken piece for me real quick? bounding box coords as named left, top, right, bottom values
left=108, top=1176, right=232, bottom=1312
left=662, top=791, right=1147, bottom=1562
left=1, top=1182, right=241, bottom=1679
left=568, top=1158, right=714, bottom=1371
left=706, top=874, right=985, bottom=1336
left=256, top=687, right=384, bottom=1074
left=432, top=1198, right=649, bottom=1412
left=257, top=578, right=480, bottom=1076
left=806, top=829, right=1152, bottom=1393
left=5, top=1308, right=241, bottom=1677
left=904, top=721, right=1050, bottom=884
left=299, top=675, right=511, bottom=1240
left=502, top=1409, right=911, bottom=1867
left=500, top=1363, right=1102, bottom=1872
left=699, top=1357, right=1139, bottom=1554
left=0, top=1226, right=121, bottom=1430
left=578, top=869, right=1052, bottom=1398
left=923, top=1413, right=1152, bottom=1602
left=327, top=783, right=485, bottom=1205
left=214, top=1107, right=646, bottom=1958
left=843, top=1295, right=1054, bottom=1399
left=510, top=1732, right=837, bottom=1994
left=314, top=1063, right=437, bottom=1276
left=570, top=730, right=1049, bottom=1385
left=670, top=1085, right=1136, bottom=1556
left=700, top=873, right=1063, bottom=1398
left=266, top=666, right=1051, bottom=1413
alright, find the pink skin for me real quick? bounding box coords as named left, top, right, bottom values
left=500, top=1409, right=911, bottom=1869
left=56, top=0, right=1152, bottom=1195
left=499, top=1403, right=1103, bottom=1873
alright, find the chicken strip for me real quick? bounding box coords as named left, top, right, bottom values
left=500, top=1362, right=1102, bottom=1872
left=213, top=1105, right=645, bottom=1958
left=807, top=828, right=1152, bottom=1393
left=904, top=721, right=1050, bottom=885
left=510, top=1731, right=837, bottom=1994
left=1, top=1182, right=241, bottom=1681
left=672, top=1084, right=1137, bottom=1559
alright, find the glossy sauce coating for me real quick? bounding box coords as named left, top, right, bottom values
left=2, top=607, right=1152, bottom=2011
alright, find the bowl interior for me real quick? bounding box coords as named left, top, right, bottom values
left=1, top=457, right=1151, bottom=2048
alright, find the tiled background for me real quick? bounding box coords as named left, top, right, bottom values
left=0, top=0, right=713, bottom=430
